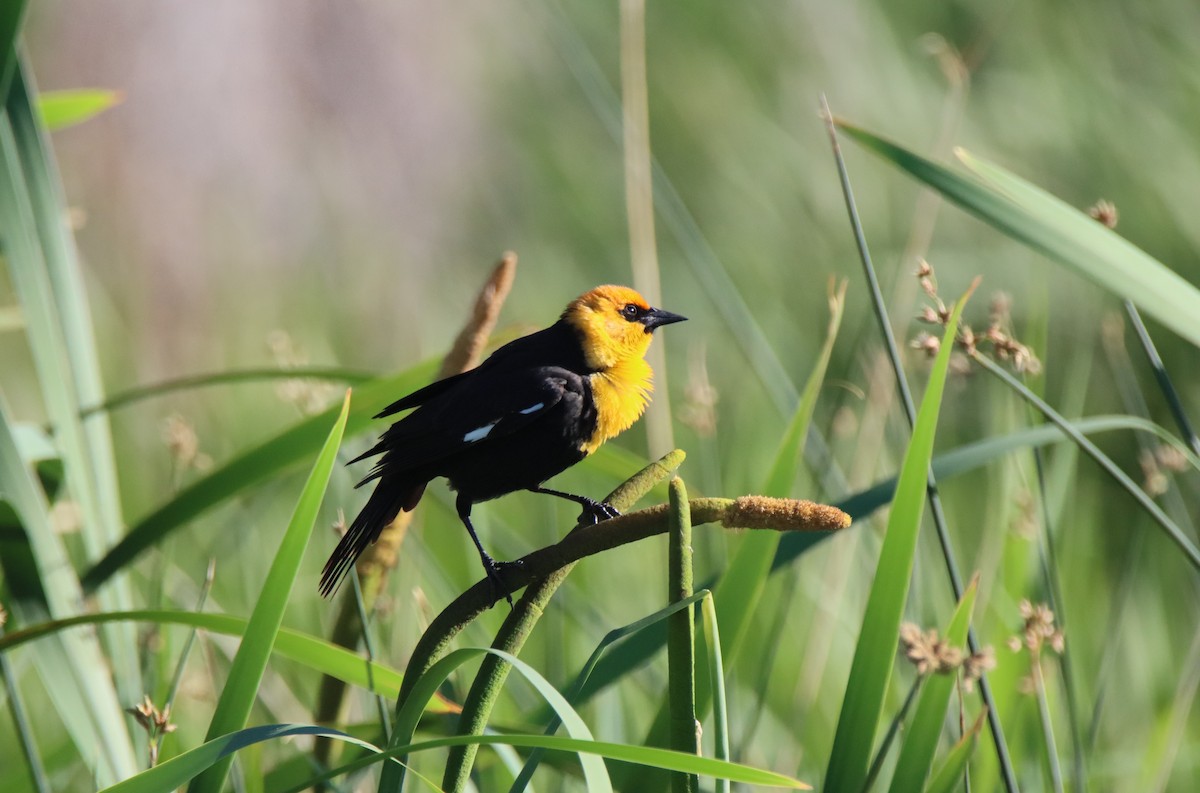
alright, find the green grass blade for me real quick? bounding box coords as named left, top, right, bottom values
left=835, top=118, right=1200, bottom=350
left=0, top=0, right=25, bottom=98
left=384, top=647, right=614, bottom=793
left=567, top=415, right=1173, bottom=717
left=36, top=88, right=122, bottom=131
left=81, top=362, right=436, bottom=593
left=100, top=724, right=387, bottom=793
left=0, top=396, right=138, bottom=781
left=0, top=622, right=51, bottom=793
left=383, top=735, right=810, bottom=790
left=888, top=578, right=980, bottom=792
left=128, top=726, right=809, bottom=793
left=80, top=365, right=375, bottom=417
left=188, top=390, right=350, bottom=793
left=925, top=711, right=987, bottom=793
left=0, top=608, right=439, bottom=706
left=699, top=592, right=731, bottom=793
left=824, top=282, right=975, bottom=792
left=974, top=353, right=1200, bottom=570
left=775, top=414, right=1182, bottom=571
left=509, top=591, right=713, bottom=792
left=5, top=60, right=148, bottom=718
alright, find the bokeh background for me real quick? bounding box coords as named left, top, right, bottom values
left=7, top=1, right=1200, bottom=790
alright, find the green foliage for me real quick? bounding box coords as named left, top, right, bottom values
left=888, top=578, right=979, bottom=793
left=824, top=283, right=973, bottom=792
left=6, top=3, right=1200, bottom=792
left=188, top=391, right=349, bottom=793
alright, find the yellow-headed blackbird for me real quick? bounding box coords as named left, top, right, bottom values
left=320, top=285, right=686, bottom=598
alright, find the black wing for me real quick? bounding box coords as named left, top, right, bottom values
left=373, top=369, right=473, bottom=419
left=353, top=365, right=587, bottom=486
left=372, top=323, right=585, bottom=420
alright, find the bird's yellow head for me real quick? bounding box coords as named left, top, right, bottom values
left=562, top=285, right=687, bottom=371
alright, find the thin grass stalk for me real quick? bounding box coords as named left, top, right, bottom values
left=349, top=571, right=391, bottom=743
left=142, top=559, right=217, bottom=768
left=667, top=478, right=699, bottom=793
left=79, top=367, right=374, bottom=418
left=1145, top=626, right=1200, bottom=793
left=821, top=94, right=1019, bottom=793
left=1031, top=448, right=1086, bottom=793
left=1031, top=658, right=1064, bottom=793
left=862, top=678, right=922, bottom=793
left=971, top=353, right=1200, bottom=570
left=619, top=0, right=673, bottom=456
left=1123, top=300, right=1200, bottom=459
left=0, top=623, right=51, bottom=793
left=1085, top=529, right=1143, bottom=751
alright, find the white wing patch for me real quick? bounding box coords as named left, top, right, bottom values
left=463, top=421, right=498, bottom=443
left=463, top=403, right=545, bottom=443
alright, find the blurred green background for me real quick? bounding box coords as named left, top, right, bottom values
left=6, top=0, right=1200, bottom=790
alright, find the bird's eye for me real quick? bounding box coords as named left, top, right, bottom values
left=621, top=303, right=641, bottom=320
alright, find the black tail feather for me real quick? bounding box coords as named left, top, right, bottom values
left=319, top=479, right=424, bottom=597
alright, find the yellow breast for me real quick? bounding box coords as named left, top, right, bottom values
left=582, top=357, right=653, bottom=454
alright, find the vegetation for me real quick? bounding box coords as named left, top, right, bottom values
left=4, top=2, right=1200, bottom=791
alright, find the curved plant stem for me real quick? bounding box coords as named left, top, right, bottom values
left=666, top=478, right=699, bottom=793
left=437, top=449, right=686, bottom=792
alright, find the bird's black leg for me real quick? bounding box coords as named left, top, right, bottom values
left=529, top=486, right=621, bottom=524
left=456, top=494, right=514, bottom=607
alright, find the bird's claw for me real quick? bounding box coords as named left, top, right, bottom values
left=481, top=555, right=513, bottom=608
left=481, top=556, right=524, bottom=608
left=577, top=498, right=621, bottom=525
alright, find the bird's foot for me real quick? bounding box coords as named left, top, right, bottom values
left=577, top=498, right=621, bottom=525
left=481, top=554, right=522, bottom=608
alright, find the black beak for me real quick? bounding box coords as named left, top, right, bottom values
left=641, top=307, right=688, bottom=332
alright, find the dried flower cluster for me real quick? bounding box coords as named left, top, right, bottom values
left=1139, top=444, right=1189, bottom=496
left=268, top=330, right=340, bottom=415
left=899, top=622, right=996, bottom=692
left=910, top=259, right=1041, bottom=374
left=1008, top=599, right=1065, bottom=656
left=126, top=694, right=177, bottom=766
left=162, top=414, right=212, bottom=473
left=1088, top=199, right=1119, bottom=229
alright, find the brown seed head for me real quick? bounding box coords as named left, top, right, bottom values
left=722, top=496, right=851, bottom=533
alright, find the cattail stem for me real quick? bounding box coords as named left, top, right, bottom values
left=667, top=478, right=699, bottom=793
left=436, top=449, right=686, bottom=792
